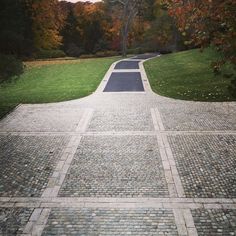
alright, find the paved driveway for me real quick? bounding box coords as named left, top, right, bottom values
left=0, top=54, right=236, bottom=235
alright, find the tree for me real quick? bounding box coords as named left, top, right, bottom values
left=105, top=0, right=144, bottom=56
left=0, top=0, right=34, bottom=57
left=138, top=0, right=185, bottom=53
left=165, top=0, right=236, bottom=95
left=60, top=2, right=81, bottom=56
left=77, top=2, right=110, bottom=53
left=60, top=1, right=112, bottom=56
left=27, top=0, right=63, bottom=50
left=164, top=0, right=236, bottom=68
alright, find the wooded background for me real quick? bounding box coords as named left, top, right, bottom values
left=0, top=0, right=235, bottom=85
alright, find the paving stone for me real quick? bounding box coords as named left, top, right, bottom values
left=0, top=208, right=33, bottom=235
left=158, top=102, right=236, bottom=131
left=0, top=55, right=236, bottom=236
left=168, top=134, right=236, bottom=198
left=42, top=208, right=178, bottom=236
left=0, top=106, right=84, bottom=132
left=192, top=209, right=236, bottom=236
left=0, top=135, right=69, bottom=197
left=88, top=109, right=154, bottom=132
left=59, top=136, right=169, bottom=197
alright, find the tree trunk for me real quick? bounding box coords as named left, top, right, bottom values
left=121, top=30, right=128, bottom=57
left=112, top=0, right=139, bottom=57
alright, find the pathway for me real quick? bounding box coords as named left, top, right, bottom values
left=0, top=55, right=236, bottom=235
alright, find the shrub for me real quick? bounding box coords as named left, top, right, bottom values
left=95, top=50, right=119, bottom=57
left=79, top=54, right=95, bottom=59
left=64, top=43, right=85, bottom=57
left=0, top=54, right=24, bottom=83
left=93, top=39, right=109, bottom=53
left=159, top=50, right=172, bottom=54
left=36, top=49, right=66, bottom=59
left=228, top=67, right=236, bottom=98
left=0, top=30, right=34, bottom=58
left=229, top=76, right=236, bottom=98
left=127, top=48, right=142, bottom=55
left=127, top=48, right=156, bottom=55
left=79, top=51, right=119, bottom=59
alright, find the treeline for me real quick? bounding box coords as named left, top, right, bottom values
left=0, top=0, right=185, bottom=60
left=1, top=0, right=235, bottom=63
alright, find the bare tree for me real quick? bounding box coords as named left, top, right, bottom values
left=107, top=0, right=142, bottom=57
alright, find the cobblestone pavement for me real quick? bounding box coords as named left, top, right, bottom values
left=0, top=135, right=69, bottom=197
left=42, top=208, right=178, bottom=236
left=192, top=209, right=236, bottom=236
left=0, top=54, right=235, bottom=235
left=168, top=135, right=236, bottom=198
left=0, top=208, right=33, bottom=235
left=59, top=136, right=168, bottom=198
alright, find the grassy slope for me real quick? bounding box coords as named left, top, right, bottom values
left=145, top=48, right=235, bottom=101
left=0, top=57, right=119, bottom=119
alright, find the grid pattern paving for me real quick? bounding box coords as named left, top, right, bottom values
left=158, top=102, right=236, bottom=131
left=0, top=106, right=85, bottom=132
left=88, top=109, right=154, bottom=132
left=59, top=135, right=168, bottom=197
left=0, top=135, right=69, bottom=197
left=42, top=208, right=178, bottom=236
left=168, top=134, right=236, bottom=198
left=192, top=209, right=236, bottom=236
left=0, top=54, right=236, bottom=235
left=0, top=208, right=33, bottom=235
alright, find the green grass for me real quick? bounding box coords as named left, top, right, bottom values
left=145, top=48, right=235, bottom=101
left=0, top=57, right=119, bottom=119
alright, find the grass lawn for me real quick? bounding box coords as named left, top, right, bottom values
left=145, top=48, right=235, bottom=101
left=0, top=57, right=119, bottom=119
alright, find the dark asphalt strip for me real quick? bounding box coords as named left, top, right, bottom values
left=114, top=61, right=140, bottom=69
left=104, top=72, right=144, bottom=92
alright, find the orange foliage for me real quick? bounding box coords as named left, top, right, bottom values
left=26, top=0, right=62, bottom=49
left=165, top=0, right=236, bottom=66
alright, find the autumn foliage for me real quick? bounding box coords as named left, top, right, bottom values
left=0, top=0, right=184, bottom=58
left=29, top=0, right=63, bottom=50
left=164, top=0, right=236, bottom=68
left=1, top=0, right=235, bottom=62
